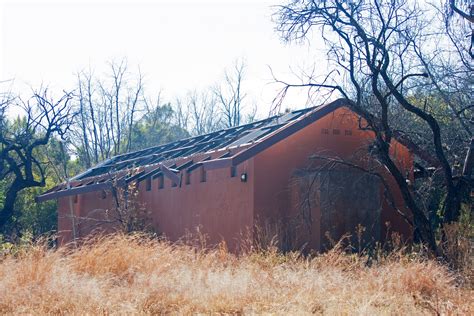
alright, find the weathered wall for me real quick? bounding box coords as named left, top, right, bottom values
left=291, top=169, right=382, bottom=251
left=252, top=106, right=413, bottom=251
left=57, top=189, right=116, bottom=245
left=138, top=158, right=254, bottom=250
left=58, top=152, right=255, bottom=250
left=58, top=106, right=413, bottom=252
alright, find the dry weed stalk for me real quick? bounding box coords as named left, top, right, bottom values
left=0, top=232, right=472, bottom=314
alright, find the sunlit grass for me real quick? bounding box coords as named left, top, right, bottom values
left=0, top=233, right=472, bottom=314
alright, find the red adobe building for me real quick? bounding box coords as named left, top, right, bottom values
left=37, top=99, right=414, bottom=251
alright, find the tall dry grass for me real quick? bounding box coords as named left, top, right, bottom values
left=0, top=233, right=472, bottom=315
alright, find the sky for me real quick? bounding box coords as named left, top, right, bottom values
left=0, top=0, right=328, bottom=117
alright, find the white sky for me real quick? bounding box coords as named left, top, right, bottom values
left=0, top=0, right=328, bottom=116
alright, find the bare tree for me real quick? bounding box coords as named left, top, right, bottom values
left=125, top=67, right=143, bottom=152
left=173, top=97, right=190, bottom=132
left=171, top=59, right=257, bottom=136
left=275, top=0, right=472, bottom=253
left=142, top=91, right=166, bottom=129
left=181, top=90, right=223, bottom=136
left=214, top=59, right=247, bottom=128
left=110, top=60, right=126, bottom=154
left=444, top=0, right=473, bottom=67
left=73, top=59, right=146, bottom=165
left=0, top=89, right=76, bottom=230
left=76, top=72, right=92, bottom=168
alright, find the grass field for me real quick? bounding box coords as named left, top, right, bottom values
left=0, top=233, right=472, bottom=315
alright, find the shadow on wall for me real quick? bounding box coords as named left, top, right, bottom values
left=249, top=165, right=386, bottom=254
left=72, top=181, right=158, bottom=242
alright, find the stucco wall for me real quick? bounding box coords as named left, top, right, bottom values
left=58, top=153, right=254, bottom=250
left=57, top=189, right=116, bottom=245
left=252, top=106, right=413, bottom=251
left=58, top=106, right=413, bottom=252
left=137, top=158, right=254, bottom=250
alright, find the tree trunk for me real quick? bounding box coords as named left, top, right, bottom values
left=0, top=179, right=23, bottom=230
left=376, top=139, right=438, bottom=254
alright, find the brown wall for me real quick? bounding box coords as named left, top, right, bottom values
left=57, top=189, right=116, bottom=245
left=137, top=158, right=254, bottom=250
left=58, top=153, right=255, bottom=250
left=58, top=106, right=413, bottom=252
left=252, top=107, right=413, bottom=251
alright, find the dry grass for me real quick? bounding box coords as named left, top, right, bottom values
left=0, top=234, right=472, bottom=315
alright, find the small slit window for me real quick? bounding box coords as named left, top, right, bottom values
left=73, top=195, right=78, bottom=204
left=146, top=177, right=152, bottom=191
left=185, top=172, right=191, bottom=185
left=230, top=166, right=237, bottom=178
left=101, top=190, right=107, bottom=199
left=158, top=175, right=164, bottom=189
left=200, top=167, right=207, bottom=183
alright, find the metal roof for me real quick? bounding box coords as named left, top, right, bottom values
left=36, top=99, right=349, bottom=202
left=36, top=98, right=444, bottom=203
left=72, top=106, right=312, bottom=181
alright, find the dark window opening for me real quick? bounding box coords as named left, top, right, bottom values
left=146, top=177, right=152, bottom=191
left=321, top=128, right=329, bottom=134
left=345, top=129, right=352, bottom=136
left=101, top=190, right=107, bottom=199
left=185, top=172, right=191, bottom=185
left=73, top=195, right=78, bottom=204
left=158, top=175, right=164, bottom=189
left=333, top=129, right=340, bottom=135
left=230, top=166, right=237, bottom=177
left=200, top=167, right=207, bottom=182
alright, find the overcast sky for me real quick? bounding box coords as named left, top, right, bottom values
left=1, top=0, right=327, bottom=116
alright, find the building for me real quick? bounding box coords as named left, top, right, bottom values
left=37, top=99, right=413, bottom=251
